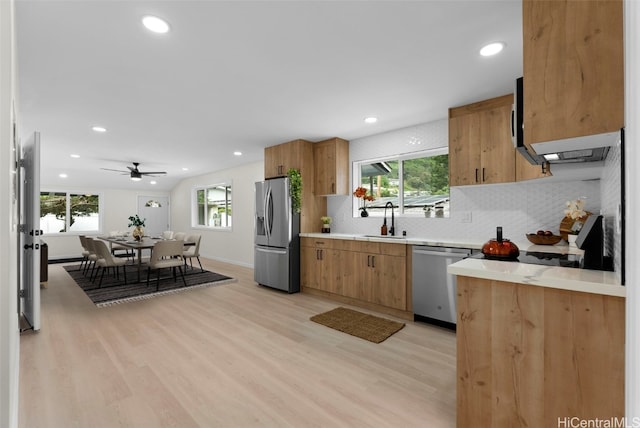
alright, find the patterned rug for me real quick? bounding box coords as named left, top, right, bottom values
left=64, top=264, right=236, bottom=307
left=310, top=307, right=405, bottom=343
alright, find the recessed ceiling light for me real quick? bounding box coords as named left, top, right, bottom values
left=150, top=180, right=157, bottom=185
left=70, top=154, right=80, bottom=158
left=142, top=15, right=170, bottom=34
left=364, top=117, right=378, bottom=124
left=480, top=42, right=505, bottom=57
left=182, top=167, right=189, bottom=171
left=92, top=126, right=107, bottom=133
left=233, top=151, right=242, bottom=156
left=59, top=173, right=67, bottom=178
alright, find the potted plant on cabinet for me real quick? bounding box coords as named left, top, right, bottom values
left=321, top=216, right=332, bottom=233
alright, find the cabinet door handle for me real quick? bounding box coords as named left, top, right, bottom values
left=371, top=256, right=375, bottom=268
left=331, top=183, right=335, bottom=193
left=367, top=255, right=370, bottom=267
left=475, top=168, right=479, bottom=183
left=482, top=168, right=486, bottom=182
left=320, top=249, right=323, bottom=260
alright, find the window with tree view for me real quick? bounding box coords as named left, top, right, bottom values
left=40, top=192, right=101, bottom=233
left=194, top=184, right=232, bottom=228
left=355, top=150, right=449, bottom=218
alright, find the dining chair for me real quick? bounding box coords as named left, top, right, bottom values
left=92, top=240, right=128, bottom=287
left=78, top=235, right=90, bottom=271
left=83, top=237, right=100, bottom=278
left=173, top=232, right=186, bottom=241
left=183, top=234, right=203, bottom=272
left=146, top=240, right=187, bottom=291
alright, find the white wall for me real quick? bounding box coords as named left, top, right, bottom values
left=43, top=188, right=170, bottom=260
left=0, top=0, right=20, bottom=426
left=170, top=160, right=263, bottom=268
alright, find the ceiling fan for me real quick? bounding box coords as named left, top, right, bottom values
left=101, top=162, right=167, bottom=181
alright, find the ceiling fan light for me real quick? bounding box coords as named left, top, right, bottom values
left=130, top=176, right=142, bottom=182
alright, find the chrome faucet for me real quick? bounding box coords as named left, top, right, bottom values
left=383, top=202, right=395, bottom=236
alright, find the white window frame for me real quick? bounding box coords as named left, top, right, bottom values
left=39, top=190, right=104, bottom=235
left=352, top=147, right=449, bottom=218
left=191, top=182, right=233, bottom=230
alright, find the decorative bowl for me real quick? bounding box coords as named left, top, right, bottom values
left=526, top=233, right=562, bottom=245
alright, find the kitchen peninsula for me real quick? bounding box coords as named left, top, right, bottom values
left=449, top=257, right=624, bottom=426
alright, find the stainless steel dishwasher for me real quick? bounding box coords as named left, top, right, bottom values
left=412, top=246, right=471, bottom=328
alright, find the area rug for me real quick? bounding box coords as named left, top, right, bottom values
left=64, top=264, right=236, bottom=307
left=310, top=307, right=405, bottom=343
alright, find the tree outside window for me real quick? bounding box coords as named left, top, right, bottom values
left=356, top=150, right=449, bottom=217
left=194, top=184, right=232, bottom=228
left=40, top=192, right=101, bottom=233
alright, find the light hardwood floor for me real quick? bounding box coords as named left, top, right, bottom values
left=19, top=258, right=456, bottom=427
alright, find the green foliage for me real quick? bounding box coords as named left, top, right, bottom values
left=287, top=168, right=302, bottom=214
left=128, top=214, right=146, bottom=227
left=40, top=193, right=100, bottom=230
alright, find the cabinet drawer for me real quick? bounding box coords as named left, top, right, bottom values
left=380, top=243, right=406, bottom=257
left=301, top=237, right=335, bottom=249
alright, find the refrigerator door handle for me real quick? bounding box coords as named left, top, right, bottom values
left=256, top=247, right=287, bottom=255
left=267, top=187, right=274, bottom=239
left=263, top=186, right=270, bottom=240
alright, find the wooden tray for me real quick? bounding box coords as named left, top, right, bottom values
left=559, top=212, right=591, bottom=241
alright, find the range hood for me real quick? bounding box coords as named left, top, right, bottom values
left=512, top=77, right=620, bottom=165
left=530, top=131, right=620, bottom=164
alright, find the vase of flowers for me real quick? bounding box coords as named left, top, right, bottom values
left=353, top=186, right=375, bottom=217
left=563, top=199, right=590, bottom=245
left=128, top=214, right=146, bottom=241
left=321, top=216, right=332, bottom=233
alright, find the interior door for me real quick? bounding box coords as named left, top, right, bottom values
left=20, top=132, right=41, bottom=331
left=137, top=196, right=169, bottom=238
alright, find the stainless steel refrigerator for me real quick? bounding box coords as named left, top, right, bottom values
left=254, top=177, right=300, bottom=293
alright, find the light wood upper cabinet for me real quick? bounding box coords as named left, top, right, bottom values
left=523, top=0, right=624, bottom=146
left=313, top=137, right=349, bottom=196
left=449, top=95, right=515, bottom=186
left=264, top=139, right=312, bottom=179
left=449, top=94, right=549, bottom=186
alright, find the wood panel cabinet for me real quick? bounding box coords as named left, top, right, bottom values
left=264, top=139, right=325, bottom=233
left=449, top=95, right=515, bottom=186
left=301, top=238, right=340, bottom=293
left=301, top=238, right=408, bottom=312
left=449, top=94, right=549, bottom=186
left=457, top=276, right=624, bottom=427
left=313, top=137, right=349, bottom=196
left=264, top=139, right=312, bottom=179
left=523, top=0, right=624, bottom=147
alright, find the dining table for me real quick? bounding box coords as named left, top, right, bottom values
left=99, top=236, right=194, bottom=282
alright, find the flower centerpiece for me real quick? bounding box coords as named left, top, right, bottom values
left=353, top=186, right=375, bottom=217
left=321, top=216, right=332, bottom=233
left=128, top=214, right=146, bottom=241
left=563, top=199, right=588, bottom=246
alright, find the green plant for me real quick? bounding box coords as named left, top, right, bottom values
left=321, top=216, right=332, bottom=224
left=128, top=214, right=146, bottom=227
left=287, top=168, right=302, bottom=214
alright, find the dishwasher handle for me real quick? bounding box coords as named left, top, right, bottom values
left=413, top=248, right=470, bottom=258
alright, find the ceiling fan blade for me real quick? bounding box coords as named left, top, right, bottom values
left=140, top=172, right=167, bottom=175
left=100, top=168, right=129, bottom=173
left=127, top=166, right=137, bottom=172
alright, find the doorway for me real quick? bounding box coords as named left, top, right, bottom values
left=137, top=196, right=170, bottom=238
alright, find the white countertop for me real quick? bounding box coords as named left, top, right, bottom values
left=300, top=232, right=625, bottom=297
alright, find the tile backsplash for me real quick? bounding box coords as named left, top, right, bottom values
left=326, top=118, right=623, bottom=281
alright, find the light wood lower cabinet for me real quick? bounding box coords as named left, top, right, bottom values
left=301, top=238, right=408, bottom=314
left=456, top=276, right=624, bottom=427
